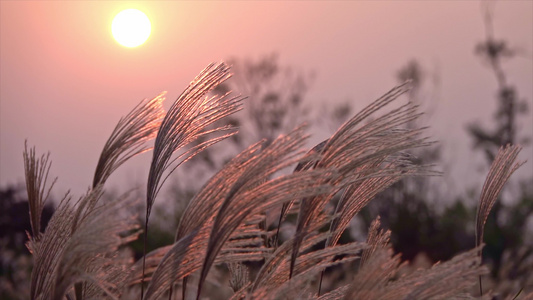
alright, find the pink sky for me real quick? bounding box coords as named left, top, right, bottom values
left=1, top=1, right=532, bottom=198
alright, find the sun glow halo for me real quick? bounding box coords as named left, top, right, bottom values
left=112, top=9, right=151, bottom=48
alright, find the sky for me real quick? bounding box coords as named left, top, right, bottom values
left=1, top=1, right=532, bottom=201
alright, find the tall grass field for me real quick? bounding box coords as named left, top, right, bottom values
left=22, top=62, right=527, bottom=299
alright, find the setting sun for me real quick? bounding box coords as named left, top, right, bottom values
left=112, top=9, right=151, bottom=48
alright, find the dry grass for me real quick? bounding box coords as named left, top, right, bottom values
left=23, top=62, right=524, bottom=299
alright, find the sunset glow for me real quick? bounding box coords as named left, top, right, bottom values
left=112, top=9, right=151, bottom=47
left=1, top=1, right=532, bottom=197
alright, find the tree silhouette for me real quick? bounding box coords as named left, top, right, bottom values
left=467, top=2, right=532, bottom=280
left=468, top=2, right=529, bottom=163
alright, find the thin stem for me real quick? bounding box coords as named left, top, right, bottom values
left=318, top=269, right=325, bottom=296
left=273, top=211, right=284, bottom=250
left=141, top=214, right=149, bottom=300
left=478, top=276, right=483, bottom=296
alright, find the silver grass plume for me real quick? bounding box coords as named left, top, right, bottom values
left=27, top=185, right=139, bottom=300
left=70, top=94, right=163, bottom=299
left=249, top=225, right=365, bottom=299
left=23, top=142, right=57, bottom=239
left=196, top=126, right=338, bottom=299
left=250, top=215, right=331, bottom=295
left=27, top=194, right=73, bottom=300
left=146, top=62, right=243, bottom=221
left=228, top=262, right=249, bottom=293
left=475, top=144, right=524, bottom=250
left=360, top=216, right=391, bottom=268
left=343, top=217, right=401, bottom=299
left=142, top=228, right=205, bottom=300
left=261, top=242, right=365, bottom=300
left=93, top=93, right=165, bottom=188
left=141, top=226, right=270, bottom=299
left=326, top=157, right=415, bottom=250
left=81, top=250, right=135, bottom=300
left=24, top=145, right=139, bottom=300
left=475, top=144, right=524, bottom=294
left=290, top=81, right=433, bottom=279
left=175, top=140, right=265, bottom=242
left=343, top=248, right=403, bottom=300
left=221, top=213, right=274, bottom=265
left=380, top=247, right=489, bottom=300
left=274, top=139, right=327, bottom=247
left=140, top=141, right=268, bottom=298
left=174, top=140, right=265, bottom=297
left=342, top=218, right=488, bottom=300
left=22, top=144, right=68, bottom=299
left=145, top=125, right=337, bottom=299
left=144, top=127, right=326, bottom=299
left=142, top=62, right=243, bottom=295
left=51, top=188, right=139, bottom=300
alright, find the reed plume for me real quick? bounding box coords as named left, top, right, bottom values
left=475, top=144, right=524, bottom=294
left=93, top=93, right=165, bottom=188
left=142, top=62, right=244, bottom=296
left=23, top=142, right=57, bottom=239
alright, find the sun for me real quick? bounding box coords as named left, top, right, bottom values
left=112, top=9, right=151, bottom=48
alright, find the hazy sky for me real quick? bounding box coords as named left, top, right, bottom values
left=1, top=1, right=532, bottom=199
